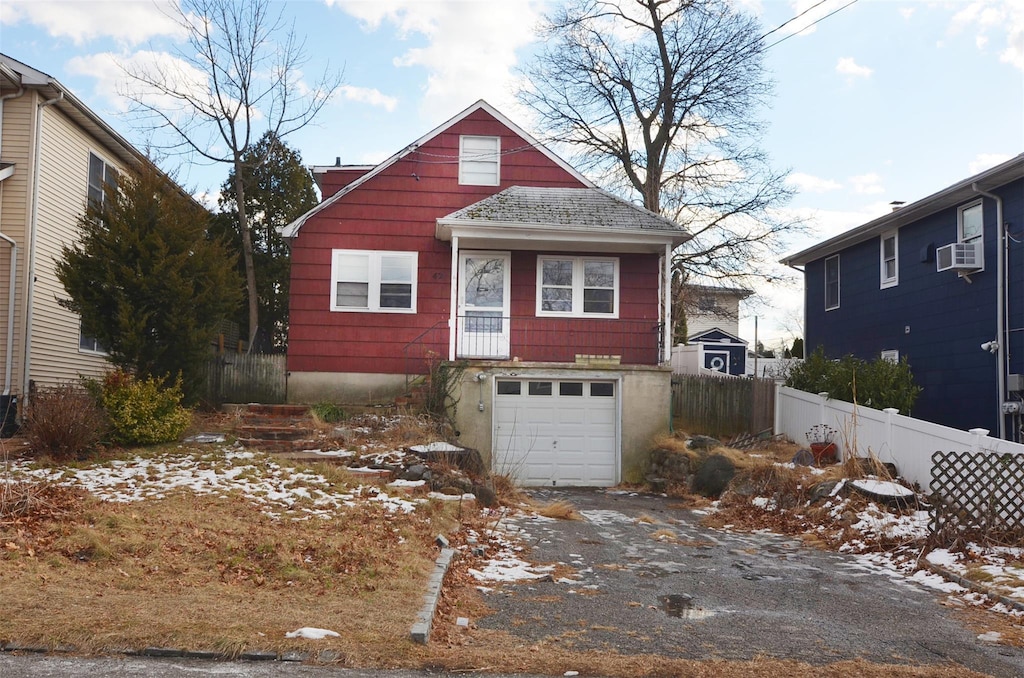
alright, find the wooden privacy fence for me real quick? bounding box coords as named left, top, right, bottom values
left=203, top=353, right=286, bottom=406
left=672, top=374, right=775, bottom=437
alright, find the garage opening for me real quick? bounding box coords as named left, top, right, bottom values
left=492, top=378, right=618, bottom=486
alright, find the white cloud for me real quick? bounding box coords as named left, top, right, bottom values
left=338, top=85, right=398, bottom=112
left=900, top=7, right=915, bottom=21
left=329, top=0, right=541, bottom=122
left=949, top=0, right=1024, bottom=71
left=968, top=153, right=1013, bottom=174
left=0, top=0, right=184, bottom=46
left=849, top=173, right=885, bottom=195
left=836, top=57, right=872, bottom=78
left=787, top=172, right=842, bottom=193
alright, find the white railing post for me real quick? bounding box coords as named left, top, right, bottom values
left=969, top=428, right=990, bottom=453
left=883, top=407, right=898, bottom=458
left=774, top=381, right=783, bottom=436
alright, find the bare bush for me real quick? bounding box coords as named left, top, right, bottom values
left=25, top=384, right=108, bottom=462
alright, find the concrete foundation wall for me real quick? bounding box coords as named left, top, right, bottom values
left=287, top=371, right=407, bottom=404
left=452, top=362, right=672, bottom=484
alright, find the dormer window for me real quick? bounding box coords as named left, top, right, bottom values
left=459, top=136, right=500, bottom=186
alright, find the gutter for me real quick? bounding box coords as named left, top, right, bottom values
left=973, top=183, right=1006, bottom=440
left=0, top=82, right=26, bottom=396
left=22, top=91, right=64, bottom=401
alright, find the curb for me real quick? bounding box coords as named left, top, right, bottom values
left=925, top=561, right=1024, bottom=614
left=410, top=547, right=456, bottom=644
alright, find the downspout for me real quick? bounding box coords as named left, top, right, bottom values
left=663, top=243, right=672, bottom=363
left=0, top=84, right=26, bottom=396
left=448, top=235, right=459, bottom=361
left=973, top=184, right=1005, bottom=439
left=23, top=91, right=64, bottom=400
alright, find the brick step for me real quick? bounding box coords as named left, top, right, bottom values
left=236, top=438, right=324, bottom=454
left=235, top=415, right=310, bottom=428
left=235, top=425, right=315, bottom=442
left=224, top=403, right=309, bottom=417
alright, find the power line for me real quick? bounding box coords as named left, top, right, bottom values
left=761, top=0, right=860, bottom=50
left=760, top=0, right=832, bottom=42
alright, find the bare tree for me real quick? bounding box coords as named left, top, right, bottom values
left=120, top=0, right=342, bottom=351
left=519, top=0, right=801, bottom=291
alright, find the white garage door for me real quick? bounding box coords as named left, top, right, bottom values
left=492, top=378, right=618, bottom=487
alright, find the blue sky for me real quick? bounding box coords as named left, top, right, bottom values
left=2, top=0, right=1022, bottom=348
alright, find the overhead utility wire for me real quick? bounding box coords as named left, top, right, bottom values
left=760, top=0, right=860, bottom=50
left=759, top=0, right=832, bottom=42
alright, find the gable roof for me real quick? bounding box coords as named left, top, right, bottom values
left=684, top=283, right=753, bottom=301
left=279, top=100, right=594, bottom=240
left=0, top=53, right=150, bottom=172
left=782, top=153, right=1024, bottom=267
left=436, top=185, right=689, bottom=243
left=689, top=327, right=746, bottom=344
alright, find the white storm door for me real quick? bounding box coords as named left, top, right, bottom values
left=458, top=252, right=511, bottom=359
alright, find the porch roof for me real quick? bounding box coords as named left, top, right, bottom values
left=436, top=186, right=691, bottom=253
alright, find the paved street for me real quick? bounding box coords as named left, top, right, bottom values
left=475, top=488, right=1024, bottom=677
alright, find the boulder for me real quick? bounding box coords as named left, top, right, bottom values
left=791, top=448, right=815, bottom=467
left=692, top=454, right=735, bottom=497
left=687, top=435, right=721, bottom=452
left=471, top=484, right=497, bottom=508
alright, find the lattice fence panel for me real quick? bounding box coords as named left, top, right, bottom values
left=929, top=451, right=1024, bottom=547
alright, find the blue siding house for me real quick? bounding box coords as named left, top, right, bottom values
left=782, top=154, right=1024, bottom=440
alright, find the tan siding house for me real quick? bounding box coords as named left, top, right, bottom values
left=0, top=53, right=157, bottom=420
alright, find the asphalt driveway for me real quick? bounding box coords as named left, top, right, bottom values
left=476, top=488, right=1024, bottom=677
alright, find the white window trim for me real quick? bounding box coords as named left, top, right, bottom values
left=536, top=255, right=619, bottom=318
left=330, top=249, right=418, bottom=313
left=956, top=199, right=985, bottom=274
left=880, top=230, right=898, bottom=289
left=458, top=135, right=500, bottom=186
left=881, top=349, right=899, bottom=364
left=78, top=324, right=107, bottom=356
left=824, top=254, right=840, bottom=311
left=88, top=150, right=118, bottom=207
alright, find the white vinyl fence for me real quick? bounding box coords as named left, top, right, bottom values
left=774, top=385, right=1024, bottom=491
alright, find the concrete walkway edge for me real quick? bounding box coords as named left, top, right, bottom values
left=410, top=547, right=456, bottom=644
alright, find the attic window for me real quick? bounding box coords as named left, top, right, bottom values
left=459, top=136, right=500, bottom=186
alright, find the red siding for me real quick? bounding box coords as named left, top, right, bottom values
left=287, top=109, right=662, bottom=375
left=316, top=168, right=371, bottom=198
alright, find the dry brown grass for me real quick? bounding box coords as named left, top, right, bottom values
left=0, top=464, right=467, bottom=661
left=531, top=499, right=582, bottom=520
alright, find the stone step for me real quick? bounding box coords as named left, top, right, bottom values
left=235, top=425, right=314, bottom=442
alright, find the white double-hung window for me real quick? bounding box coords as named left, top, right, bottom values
left=537, top=256, right=618, bottom=317
left=880, top=231, right=898, bottom=289
left=330, top=250, right=417, bottom=313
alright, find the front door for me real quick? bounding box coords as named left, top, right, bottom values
left=458, top=252, right=510, bottom=359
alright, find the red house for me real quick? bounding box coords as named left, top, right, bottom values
left=280, top=101, right=689, bottom=486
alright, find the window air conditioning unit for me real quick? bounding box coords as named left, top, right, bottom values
left=936, top=242, right=983, bottom=272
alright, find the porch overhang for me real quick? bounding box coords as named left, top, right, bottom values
left=436, top=219, right=688, bottom=253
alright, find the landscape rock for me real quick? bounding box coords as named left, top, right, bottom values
left=692, top=454, right=735, bottom=497
left=791, top=448, right=815, bottom=467
left=687, top=435, right=721, bottom=452
left=808, top=480, right=842, bottom=503
left=471, top=484, right=497, bottom=508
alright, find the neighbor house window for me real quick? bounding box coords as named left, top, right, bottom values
left=537, top=256, right=618, bottom=317
left=330, top=249, right=417, bottom=313
left=88, top=152, right=118, bottom=207
left=880, top=231, right=898, bottom=289
left=79, top=326, right=106, bottom=354
left=459, top=135, right=500, bottom=186
left=824, top=255, right=840, bottom=311
left=958, top=200, right=983, bottom=245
